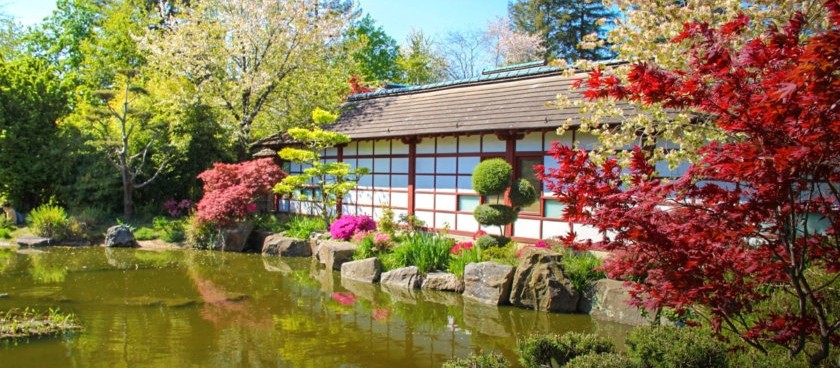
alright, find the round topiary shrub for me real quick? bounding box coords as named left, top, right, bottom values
left=564, top=353, right=637, bottom=368
left=472, top=158, right=512, bottom=196
left=474, top=234, right=500, bottom=249
left=518, top=332, right=616, bottom=368
left=626, top=326, right=727, bottom=368
left=510, top=178, right=538, bottom=207
left=473, top=204, right=518, bottom=227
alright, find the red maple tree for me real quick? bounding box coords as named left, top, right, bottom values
left=538, top=2, right=840, bottom=364
left=196, top=158, right=286, bottom=227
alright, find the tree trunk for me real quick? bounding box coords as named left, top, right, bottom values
left=121, top=166, right=133, bottom=220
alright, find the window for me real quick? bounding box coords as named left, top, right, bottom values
left=517, top=157, right=543, bottom=213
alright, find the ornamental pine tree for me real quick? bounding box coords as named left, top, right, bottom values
left=471, top=158, right=537, bottom=241
left=538, top=3, right=840, bottom=364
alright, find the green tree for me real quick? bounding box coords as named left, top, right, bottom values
left=0, top=56, right=69, bottom=210
left=509, top=0, right=616, bottom=61
left=346, top=14, right=401, bottom=83
left=396, top=30, right=447, bottom=85
left=274, top=109, right=369, bottom=228
left=141, top=0, right=353, bottom=158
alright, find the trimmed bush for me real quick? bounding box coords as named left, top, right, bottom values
left=517, top=332, right=615, bottom=368
left=626, top=326, right=727, bottom=368
left=442, top=352, right=511, bottom=368
left=473, top=204, right=518, bottom=227
left=509, top=178, right=538, bottom=207
left=474, top=234, right=500, bottom=249
left=28, top=204, right=70, bottom=240
left=481, top=242, right=518, bottom=265
left=472, top=158, right=512, bottom=196
left=565, top=353, right=637, bottom=368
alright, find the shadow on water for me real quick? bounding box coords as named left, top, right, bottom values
left=0, top=247, right=633, bottom=367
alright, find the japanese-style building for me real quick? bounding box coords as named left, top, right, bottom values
left=255, top=62, right=681, bottom=242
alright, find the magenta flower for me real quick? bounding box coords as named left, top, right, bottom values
left=450, top=241, right=473, bottom=254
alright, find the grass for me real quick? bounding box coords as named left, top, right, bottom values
left=0, top=308, right=81, bottom=340
left=284, top=215, right=325, bottom=240
left=382, top=232, right=454, bottom=273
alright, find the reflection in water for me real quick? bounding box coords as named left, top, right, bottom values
left=0, top=247, right=633, bottom=367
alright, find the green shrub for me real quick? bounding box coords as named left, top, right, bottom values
left=382, top=232, right=453, bottom=273
left=0, top=228, right=10, bottom=239
left=565, top=353, right=637, bottom=368
left=473, top=204, right=518, bottom=227
left=510, top=178, right=538, bottom=207
left=28, top=204, right=71, bottom=240
left=517, top=332, right=615, bottom=368
left=152, top=217, right=185, bottom=243
left=252, top=213, right=285, bottom=233
left=626, top=326, right=727, bottom=368
left=377, top=208, right=398, bottom=236
left=448, top=244, right=482, bottom=278
left=442, top=352, right=511, bottom=368
left=71, top=207, right=111, bottom=228
left=285, top=215, right=326, bottom=239
left=561, top=249, right=606, bottom=293
left=472, top=158, right=512, bottom=196
left=185, top=213, right=219, bottom=249
left=133, top=227, right=158, bottom=240
left=474, top=234, right=500, bottom=249
left=481, top=242, right=518, bottom=265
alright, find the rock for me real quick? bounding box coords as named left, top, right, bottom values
left=262, top=257, right=292, bottom=273
left=380, top=283, right=418, bottom=304
left=16, top=235, right=52, bottom=247
left=261, top=234, right=311, bottom=257
left=463, top=262, right=515, bottom=305
left=104, top=225, right=137, bottom=248
left=341, top=278, right=378, bottom=302
left=310, top=232, right=330, bottom=260
left=213, top=222, right=254, bottom=252
left=421, top=272, right=464, bottom=293
left=340, top=257, right=381, bottom=283
left=509, top=247, right=579, bottom=312
left=583, top=279, right=650, bottom=326
left=462, top=299, right=511, bottom=337
left=421, top=289, right=462, bottom=306
left=317, top=240, right=357, bottom=270
left=380, top=266, right=422, bottom=289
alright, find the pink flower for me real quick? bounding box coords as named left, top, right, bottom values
left=372, top=308, right=390, bottom=321
left=450, top=241, right=473, bottom=254
left=246, top=203, right=257, bottom=213
left=331, top=292, right=357, bottom=306
left=534, top=240, right=550, bottom=249
left=373, top=233, right=390, bottom=245
left=472, top=230, right=487, bottom=240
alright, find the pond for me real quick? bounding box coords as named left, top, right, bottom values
left=0, top=246, right=632, bottom=367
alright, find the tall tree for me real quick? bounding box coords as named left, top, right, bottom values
left=396, top=30, right=447, bottom=85
left=141, top=0, right=351, bottom=158
left=509, top=0, right=616, bottom=61
left=440, top=28, right=487, bottom=79
left=345, top=14, right=401, bottom=83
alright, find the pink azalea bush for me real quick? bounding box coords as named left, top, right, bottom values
left=329, top=215, right=376, bottom=240
left=163, top=199, right=192, bottom=217
left=195, top=158, right=286, bottom=227
left=450, top=241, right=474, bottom=255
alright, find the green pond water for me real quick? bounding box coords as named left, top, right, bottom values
left=0, top=246, right=632, bottom=367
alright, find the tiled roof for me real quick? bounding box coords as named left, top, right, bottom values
left=328, top=65, right=630, bottom=139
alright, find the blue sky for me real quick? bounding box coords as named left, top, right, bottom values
left=1, top=0, right=510, bottom=45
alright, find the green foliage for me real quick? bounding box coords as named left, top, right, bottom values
left=27, top=204, right=71, bottom=240
left=70, top=207, right=111, bottom=229
left=481, top=242, right=518, bottom=265
left=626, top=326, right=728, bottom=368
left=275, top=126, right=368, bottom=228
left=565, top=353, right=637, bottom=368
left=475, top=234, right=500, bottom=249
left=442, top=352, right=511, bottom=368
left=152, top=216, right=185, bottom=243
left=448, top=245, right=482, bottom=278
left=396, top=29, right=448, bottom=84
left=0, top=308, right=81, bottom=340
left=510, top=178, right=538, bottom=207
left=560, top=249, right=605, bottom=294
left=133, top=227, right=157, bottom=240
left=284, top=215, right=326, bottom=240
left=185, top=213, right=219, bottom=249
left=472, top=158, right=512, bottom=196
left=517, top=332, right=615, bottom=368
left=252, top=214, right=285, bottom=233
left=377, top=208, right=398, bottom=236
left=382, top=232, right=454, bottom=273
left=345, top=15, right=403, bottom=83
left=473, top=204, right=518, bottom=227
left=0, top=228, right=11, bottom=239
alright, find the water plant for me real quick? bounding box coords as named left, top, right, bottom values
left=0, top=308, right=81, bottom=340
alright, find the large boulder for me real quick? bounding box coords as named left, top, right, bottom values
left=105, top=225, right=137, bottom=248
left=340, top=257, right=382, bottom=283
left=462, top=262, right=515, bottom=305
left=509, top=247, right=579, bottom=312
left=581, top=279, right=650, bottom=326
left=317, top=240, right=357, bottom=270
left=212, top=222, right=254, bottom=252
left=380, top=266, right=422, bottom=289
left=247, top=230, right=273, bottom=253
left=262, top=234, right=311, bottom=257
left=421, top=272, right=464, bottom=293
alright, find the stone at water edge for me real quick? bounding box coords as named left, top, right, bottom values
left=105, top=225, right=137, bottom=248
left=262, top=234, right=311, bottom=257
left=509, top=247, right=579, bottom=313
left=581, top=278, right=651, bottom=326
left=462, top=262, right=515, bottom=305
left=213, top=222, right=254, bottom=252
left=15, top=235, right=52, bottom=247
left=421, top=272, right=464, bottom=293
left=380, top=266, right=423, bottom=289
left=340, top=257, right=381, bottom=283
left=317, top=240, right=357, bottom=270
